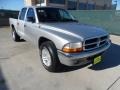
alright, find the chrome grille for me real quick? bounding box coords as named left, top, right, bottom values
left=84, top=36, right=108, bottom=51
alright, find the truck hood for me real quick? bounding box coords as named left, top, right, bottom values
left=42, top=22, right=108, bottom=41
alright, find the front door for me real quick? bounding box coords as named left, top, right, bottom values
left=24, top=8, right=38, bottom=43
left=17, top=8, right=27, bottom=38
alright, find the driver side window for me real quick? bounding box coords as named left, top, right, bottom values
left=26, top=8, right=36, bottom=23
left=59, top=9, right=70, bottom=20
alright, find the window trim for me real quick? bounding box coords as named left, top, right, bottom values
left=26, top=8, right=36, bottom=23
left=19, top=8, right=27, bottom=20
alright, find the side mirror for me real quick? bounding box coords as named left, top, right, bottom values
left=27, top=17, right=35, bottom=23
left=73, top=16, right=79, bottom=22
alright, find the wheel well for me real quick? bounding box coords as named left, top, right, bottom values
left=38, top=37, right=51, bottom=48
left=11, top=25, right=15, bottom=30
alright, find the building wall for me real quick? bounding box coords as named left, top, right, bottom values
left=68, top=0, right=112, bottom=10
left=48, top=3, right=66, bottom=9
left=95, top=0, right=111, bottom=6
left=24, top=0, right=112, bottom=10
left=24, top=0, right=37, bottom=6
left=25, top=0, right=67, bottom=9
left=95, top=0, right=112, bottom=9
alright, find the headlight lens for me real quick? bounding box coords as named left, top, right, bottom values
left=62, top=42, right=83, bottom=53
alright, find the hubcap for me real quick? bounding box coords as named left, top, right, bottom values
left=41, top=47, right=52, bottom=67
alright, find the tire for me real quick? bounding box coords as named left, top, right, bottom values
left=12, top=27, right=21, bottom=42
left=40, top=41, right=61, bottom=72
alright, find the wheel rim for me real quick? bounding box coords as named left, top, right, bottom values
left=41, top=47, right=52, bottom=67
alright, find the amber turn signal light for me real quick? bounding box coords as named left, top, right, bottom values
left=63, top=47, right=83, bottom=53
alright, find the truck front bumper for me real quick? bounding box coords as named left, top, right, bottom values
left=57, top=42, right=111, bottom=66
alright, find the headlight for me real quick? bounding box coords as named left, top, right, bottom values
left=62, top=42, right=83, bottom=53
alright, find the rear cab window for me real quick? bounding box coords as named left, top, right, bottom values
left=19, top=8, right=27, bottom=20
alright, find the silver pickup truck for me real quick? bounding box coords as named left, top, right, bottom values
left=9, top=6, right=111, bottom=72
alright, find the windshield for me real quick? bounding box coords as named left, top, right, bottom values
left=36, top=7, right=76, bottom=22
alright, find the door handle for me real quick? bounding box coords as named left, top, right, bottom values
left=17, top=22, right=19, bottom=26
left=24, top=25, right=26, bottom=27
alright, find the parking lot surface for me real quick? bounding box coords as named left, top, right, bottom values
left=0, top=27, right=120, bottom=90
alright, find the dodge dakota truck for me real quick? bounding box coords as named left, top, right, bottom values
left=9, top=6, right=111, bottom=72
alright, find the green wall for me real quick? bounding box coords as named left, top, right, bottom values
left=69, top=10, right=120, bottom=35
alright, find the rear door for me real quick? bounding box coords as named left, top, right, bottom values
left=17, top=8, right=27, bottom=38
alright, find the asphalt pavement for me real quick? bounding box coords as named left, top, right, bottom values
left=0, top=27, right=120, bottom=90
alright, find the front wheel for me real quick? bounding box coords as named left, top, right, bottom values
left=40, top=41, right=61, bottom=72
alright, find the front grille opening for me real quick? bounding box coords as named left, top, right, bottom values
left=85, top=44, right=97, bottom=50
left=100, top=36, right=108, bottom=41
left=100, top=41, right=107, bottom=46
left=84, top=35, right=108, bottom=51
left=85, top=38, right=98, bottom=44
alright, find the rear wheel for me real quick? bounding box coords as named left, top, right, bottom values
left=12, top=27, right=21, bottom=42
left=40, top=41, right=61, bottom=72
